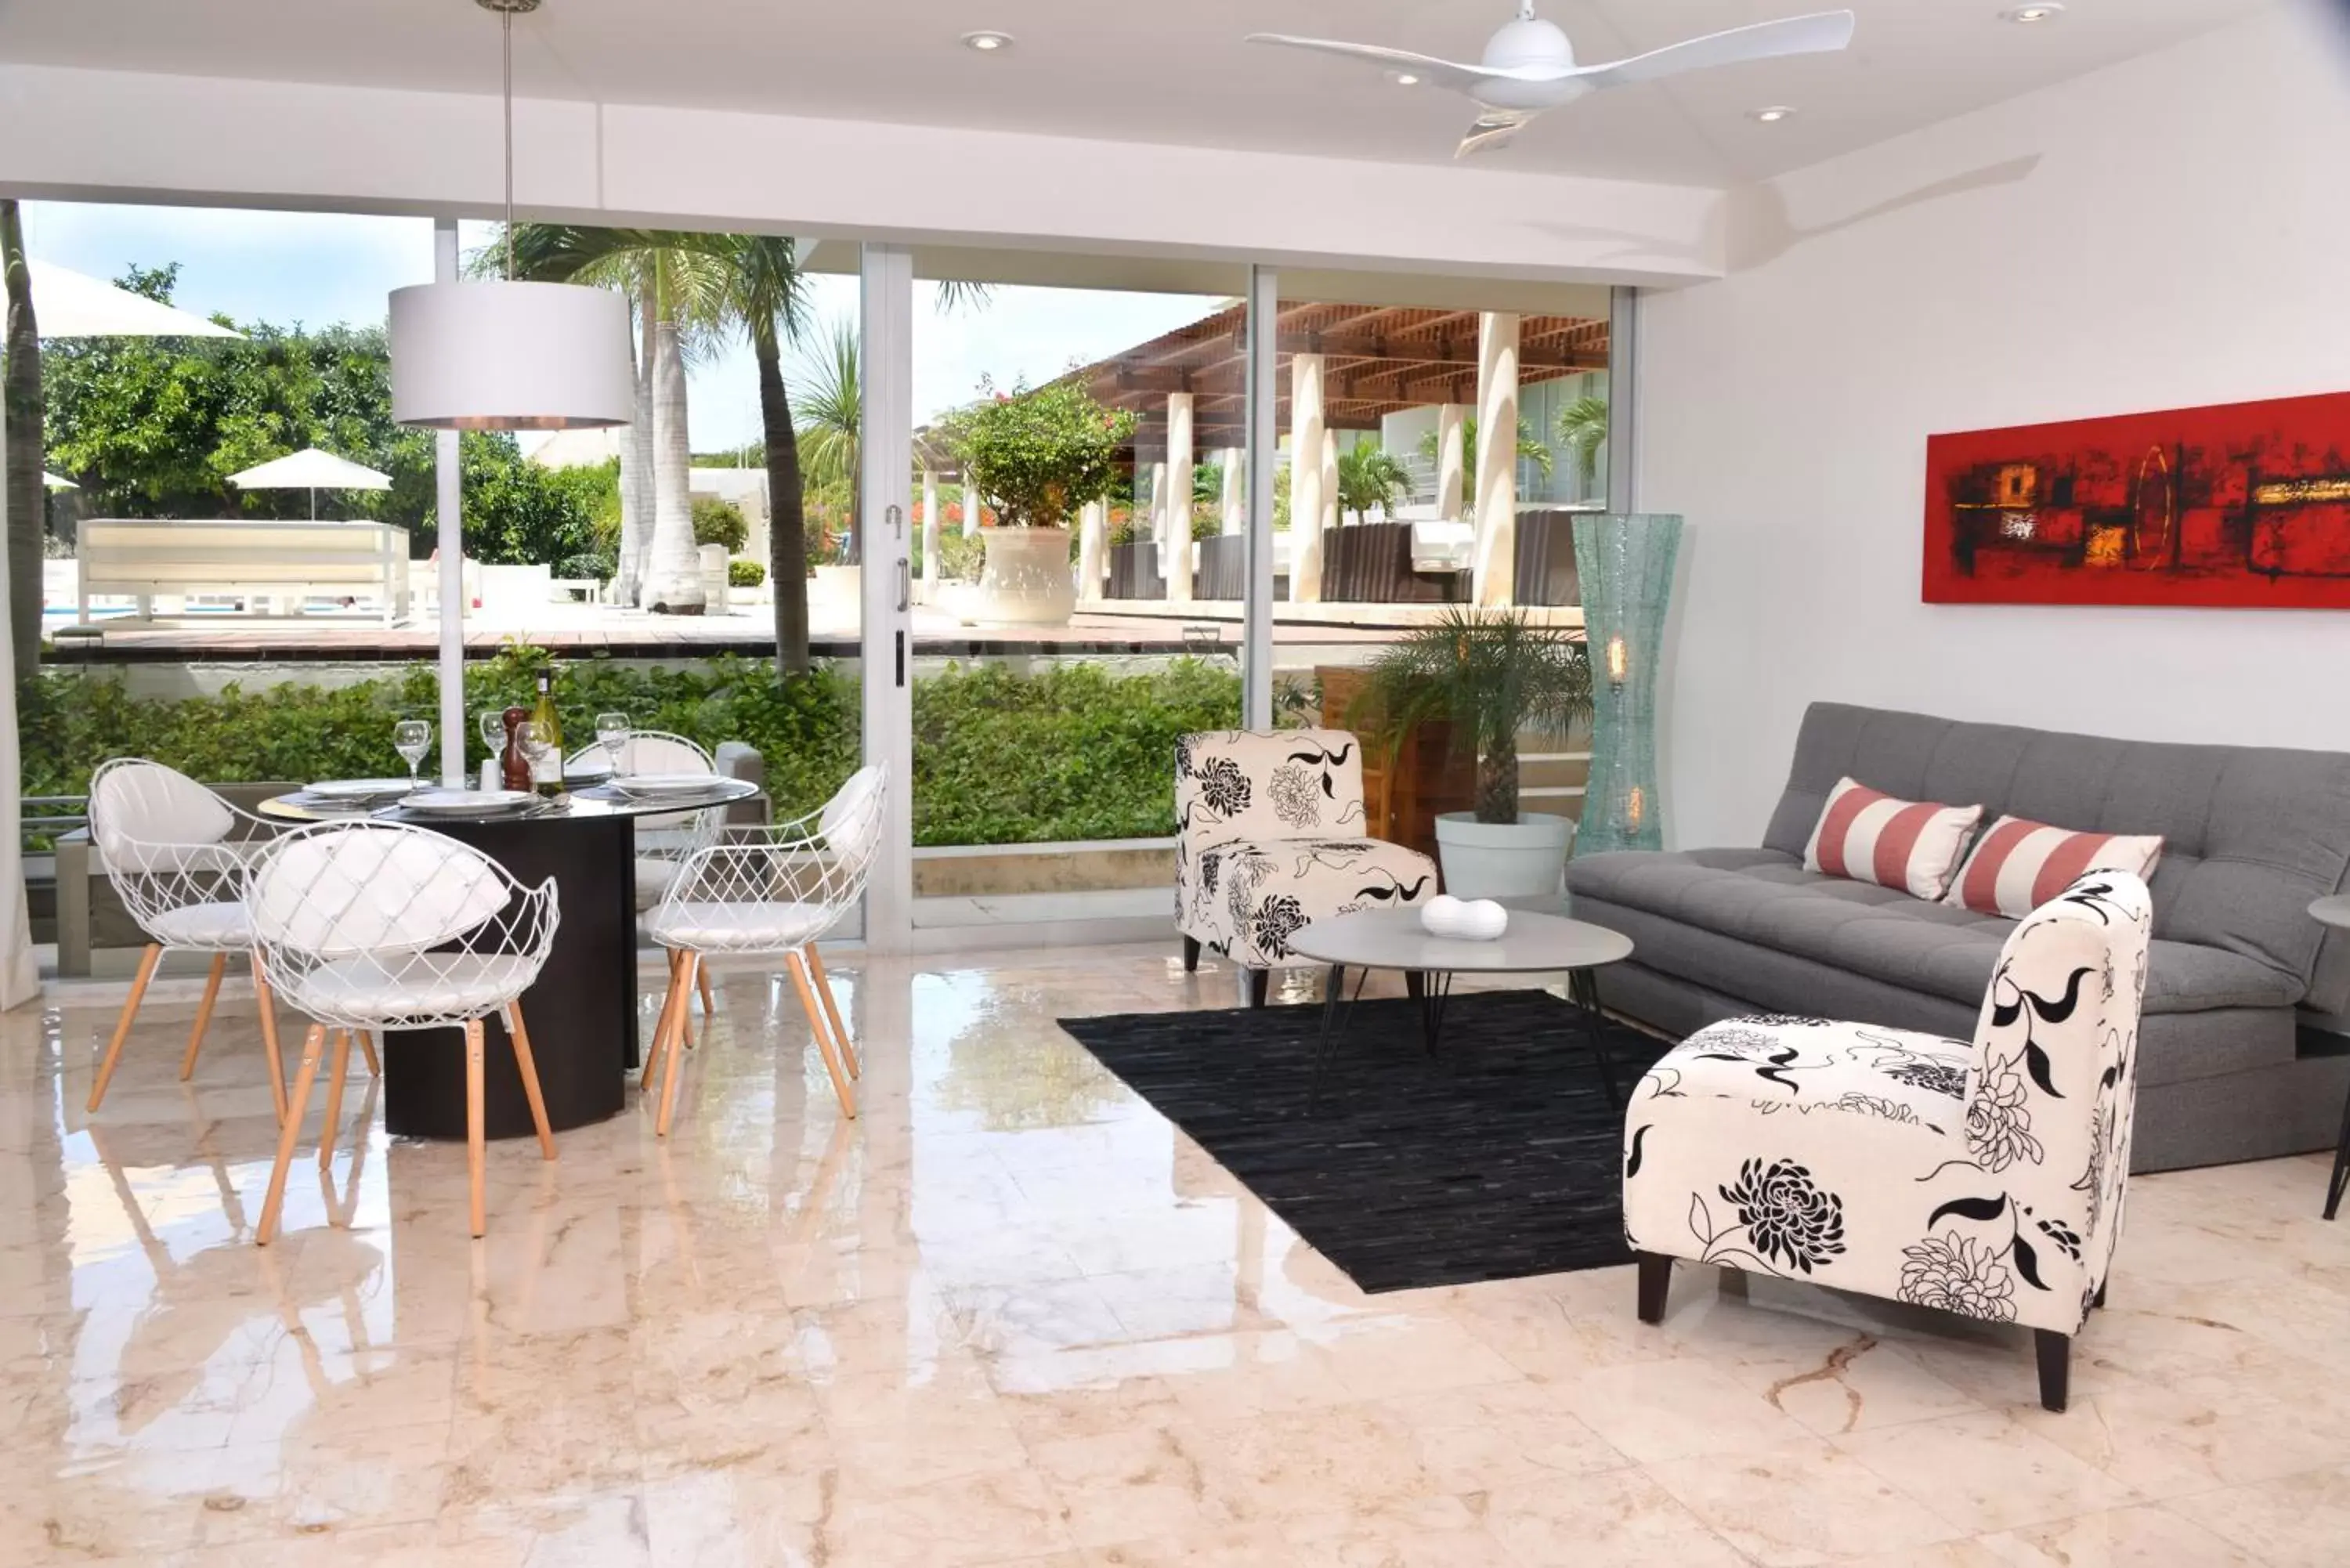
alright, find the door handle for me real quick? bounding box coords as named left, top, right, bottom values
left=895, top=556, right=911, bottom=612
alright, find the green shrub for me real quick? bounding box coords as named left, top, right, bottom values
left=692, top=495, right=749, bottom=553
left=20, top=652, right=1242, bottom=847
left=728, top=558, right=766, bottom=588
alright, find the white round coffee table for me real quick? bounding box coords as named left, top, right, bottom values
left=1288, top=907, right=1636, bottom=1109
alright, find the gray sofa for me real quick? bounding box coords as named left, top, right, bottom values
left=1567, top=702, right=2350, bottom=1172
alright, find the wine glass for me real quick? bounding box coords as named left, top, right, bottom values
left=479, top=708, right=508, bottom=758
left=392, top=719, right=432, bottom=790
left=595, top=712, right=632, bottom=778
left=517, top=720, right=558, bottom=797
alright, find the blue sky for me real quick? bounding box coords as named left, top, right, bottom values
left=22, top=201, right=1214, bottom=447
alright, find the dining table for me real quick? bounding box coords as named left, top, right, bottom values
left=258, top=776, right=762, bottom=1141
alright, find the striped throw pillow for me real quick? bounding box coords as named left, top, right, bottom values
left=1943, top=817, right=2163, bottom=919
left=1804, top=777, right=1985, bottom=901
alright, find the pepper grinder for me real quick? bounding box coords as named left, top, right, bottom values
left=499, top=706, right=533, bottom=793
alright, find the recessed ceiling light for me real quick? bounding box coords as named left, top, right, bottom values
left=1389, top=70, right=1422, bottom=87
left=2001, top=3, right=2064, bottom=21
left=960, top=30, right=1013, bottom=52
left=1748, top=106, right=1797, bottom=124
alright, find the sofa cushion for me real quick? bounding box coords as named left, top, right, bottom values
left=1568, top=847, right=2303, bottom=1017
left=1757, top=703, right=2350, bottom=1012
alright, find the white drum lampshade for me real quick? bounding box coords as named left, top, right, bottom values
left=389, top=279, right=634, bottom=430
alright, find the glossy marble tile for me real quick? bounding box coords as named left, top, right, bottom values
left=6, top=942, right=2348, bottom=1566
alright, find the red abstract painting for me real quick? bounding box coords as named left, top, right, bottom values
left=1922, top=391, right=2350, bottom=609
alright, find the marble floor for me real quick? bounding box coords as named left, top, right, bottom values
left=4, top=945, right=2348, bottom=1566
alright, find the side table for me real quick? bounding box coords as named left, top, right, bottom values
left=2310, top=894, right=2350, bottom=1220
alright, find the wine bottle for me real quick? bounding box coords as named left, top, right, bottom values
left=530, top=670, right=566, bottom=797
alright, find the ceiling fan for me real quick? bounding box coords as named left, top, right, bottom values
left=1247, top=3, right=1857, bottom=157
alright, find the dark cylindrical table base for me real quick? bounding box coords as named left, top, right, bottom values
left=383, top=812, right=638, bottom=1140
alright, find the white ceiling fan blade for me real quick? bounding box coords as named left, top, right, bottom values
left=1455, top=109, right=1535, bottom=159
left=1573, top=9, right=1856, bottom=90
left=1244, top=34, right=1512, bottom=96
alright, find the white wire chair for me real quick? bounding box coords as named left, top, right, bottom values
left=569, top=728, right=728, bottom=1020
left=84, top=757, right=345, bottom=1121
left=245, top=820, right=562, bottom=1242
left=642, top=764, right=885, bottom=1134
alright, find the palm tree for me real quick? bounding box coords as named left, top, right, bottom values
left=696, top=235, right=813, bottom=674
left=1335, top=439, right=1413, bottom=523
left=1556, top=394, right=1609, bottom=493
left=495, top=226, right=727, bottom=612
left=2, top=201, right=41, bottom=669
left=1416, top=415, right=1551, bottom=512
left=792, top=316, right=861, bottom=565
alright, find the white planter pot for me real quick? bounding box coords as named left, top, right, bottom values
left=1434, top=811, right=1577, bottom=901
left=812, top=563, right=862, bottom=616
left=974, top=527, right=1076, bottom=626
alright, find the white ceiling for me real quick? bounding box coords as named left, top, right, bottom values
left=0, top=0, right=2285, bottom=186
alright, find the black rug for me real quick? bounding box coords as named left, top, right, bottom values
left=1056, top=990, right=1674, bottom=1293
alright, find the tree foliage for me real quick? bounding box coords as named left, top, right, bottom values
left=691, top=493, right=748, bottom=553
left=951, top=378, right=1136, bottom=529
left=1335, top=438, right=1413, bottom=522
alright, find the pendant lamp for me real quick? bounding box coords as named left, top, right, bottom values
left=389, top=0, right=631, bottom=430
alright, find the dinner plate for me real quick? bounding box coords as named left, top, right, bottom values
left=401, top=789, right=539, bottom=815
left=306, top=778, right=417, bottom=800
left=611, top=773, right=719, bottom=797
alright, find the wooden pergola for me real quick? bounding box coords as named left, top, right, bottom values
left=1068, top=301, right=1611, bottom=461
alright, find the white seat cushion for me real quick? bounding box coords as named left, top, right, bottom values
left=284, top=953, right=537, bottom=1023
left=634, top=857, right=682, bottom=911
left=646, top=900, right=830, bottom=952
left=147, top=901, right=252, bottom=949
left=1654, top=1014, right=1974, bottom=1136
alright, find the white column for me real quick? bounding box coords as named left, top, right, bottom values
left=859, top=242, right=915, bottom=952
left=1436, top=402, right=1467, bottom=522
left=1288, top=352, right=1326, bottom=602
left=434, top=218, right=465, bottom=786
left=919, top=467, right=940, bottom=603
left=1320, top=428, right=1340, bottom=532
left=1165, top=392, right=1195, bottom=604
left=1220, top=447, right=1244, bottom=536
left=1473, top=311, right=1520, bottom=606
left=962, top=490, right=980, bottom=538
left=1077, top=498, right=1107, bottom=601
left=1148, top=461, right=1167, bottom=539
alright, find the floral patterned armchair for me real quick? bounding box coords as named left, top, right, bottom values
left=1622, top=872, right=2151, bottom=1412
left=1174, top=728, right=1437, bottom=1006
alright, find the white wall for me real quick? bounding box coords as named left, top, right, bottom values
left=1639, top=7, right=2350, bottom=847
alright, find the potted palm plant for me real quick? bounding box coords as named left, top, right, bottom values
left=953, top=378, right=1136, bottom=624
left=1350, top=607, right=1595, bottom=899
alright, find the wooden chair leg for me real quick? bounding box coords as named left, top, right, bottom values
left=1182, top=935, right=1201, bottom=973
left=645, top=954, right=689, bottom=1106
left=316, top=1028, right=354, bottom=1169
left=355, top=1028, right=381, bottom=1078
left=642, top=951, right=681, bottom=1092
left=696, top=962, right=716, bottom=1020
left=804, top=944, right=859, bottom=1080
left=179, top=952, right=228, bottom=1082
left=504, top=1003, right=557, bottom=1160
left=1635, top=1251, right=1673, bottom=1325
left=258, top=1024, right=327, bottom=1245
left=251, top=953, right=287, bottom=1123
left=656, top=954, right=700, bottom=1138
left=465, top=1017, right=487, bottom=1238
left=786, top=949, right=856, bottom=1120
left=2035, top=1329, right=2070, bottom=1413
left=89, top=943, right=164, bottom=1112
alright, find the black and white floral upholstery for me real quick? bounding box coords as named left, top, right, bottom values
left=1623, top=872, right=2152, bottom=1412
left=1174, top=729, right=1437, bottom=981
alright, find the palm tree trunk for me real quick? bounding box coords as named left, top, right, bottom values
left=2, top=201, right=43, bottom=671
left=617, top=297, right=655, bottom=607
left=642, top=289, right=703, bottom=615
left=1473, top=749, right=1519, bottom=826
left=755, top=328, right=809, bottom=676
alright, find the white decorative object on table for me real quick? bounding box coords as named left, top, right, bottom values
left=1419, top=894, right=1465, bottom=937
left=1455, top=898, right=1509, bottom=941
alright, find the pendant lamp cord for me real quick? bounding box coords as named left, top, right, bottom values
left=502, top=9, right=515, bottom=280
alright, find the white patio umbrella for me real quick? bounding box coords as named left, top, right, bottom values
left=227, top=446, right=392, bottom=520
left=0, top=261, right=242, bottom=1010
left=42, top=471, right=74, bottom=490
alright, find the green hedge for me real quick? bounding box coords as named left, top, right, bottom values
left=21, top=653, right=1240, bottom=847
